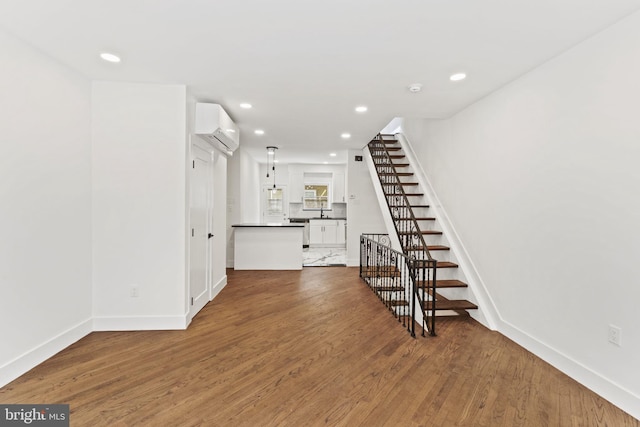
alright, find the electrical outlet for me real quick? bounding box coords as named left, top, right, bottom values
left=608, top=325, right=621, bottom=346
left=130, top=285, right=139, bottom=298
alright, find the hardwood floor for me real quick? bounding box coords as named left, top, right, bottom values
left=1, top=267, right=637, bottom=426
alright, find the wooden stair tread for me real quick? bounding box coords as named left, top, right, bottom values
left=360, top=266, right=400, bottom=278
left=389, top=300, right=409, bottom=307
left=398, top=230, right=442, bottom=235
left=373, top=286, right=405, bottom=292
left=435, top=261, right=458, bottom=268
left=387, top=193, right=424, bottom=197
left=378, top=172, right=414, bottom=176
left=406, top=245, right=449, bottom=251
left=394, top=217, right=436, bottom=221
left=423, top=299, right=478, bottom=311
left=372, top=155, right=405, bottom=159
left=415, top=279, right=468, bottom=288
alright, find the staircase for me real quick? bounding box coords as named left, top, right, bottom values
left=360, top=133, right=477, bottom=336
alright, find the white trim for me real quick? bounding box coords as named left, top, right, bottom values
left=210, top=274, right=227, bottom=301
left=346, top=257, right=360, bottom=267
left=396, top=132, right=500, bottom=330
left=93, top=315, right=188, bottom=331
left=0, top=318, right=92, bottom=387
left=499, top=320, right=640, bottom=420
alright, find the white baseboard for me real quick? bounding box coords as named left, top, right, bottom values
left=346, top=258, right=360, bottom=267
left=499, top=320, right=640, bottom=421
left=0, top=318, right=92, bottom=388
left=1, top=278, right=226, bottom=389
left=93, top=315, right=188, bottom=331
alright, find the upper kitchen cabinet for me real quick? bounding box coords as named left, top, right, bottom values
left=289, top=169, right=304, bottom=203
left=332, top=172, right=345, bottom=204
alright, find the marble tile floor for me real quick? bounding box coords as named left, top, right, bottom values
left=303, top=247, right=347, bottom=267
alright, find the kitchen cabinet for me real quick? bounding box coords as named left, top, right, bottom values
left=310, top=219, right=346, bottom=247
left=289, top=171, right=304, bottom=203
left=336, top=219, right=346, bottom=245
left=332, top=172, right=345, bottom=203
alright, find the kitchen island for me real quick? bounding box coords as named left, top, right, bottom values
left=232, top=223, right=304, bottom=270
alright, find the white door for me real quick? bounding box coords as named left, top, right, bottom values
left=189, top=145, right=213, bottom=321
left=261, top=185, right=288, bottom=223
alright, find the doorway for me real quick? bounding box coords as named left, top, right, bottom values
left=189, top=144, right=213, bottom=321
left=261, top=185, right=288, bottom=223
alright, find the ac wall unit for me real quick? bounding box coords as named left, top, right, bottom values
left=194, top=103, right=239, bottom=153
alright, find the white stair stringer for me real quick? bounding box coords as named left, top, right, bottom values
left=395, top=132, right=499, bottom=330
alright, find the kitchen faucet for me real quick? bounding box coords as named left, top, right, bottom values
left=320, top=207, right=324, bottom=218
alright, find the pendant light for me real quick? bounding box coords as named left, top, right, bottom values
left=266, top=146, right=278, bottom=189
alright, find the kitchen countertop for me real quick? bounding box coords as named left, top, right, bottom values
left=232, top=223, right=304, bottom=227
left=289, top=217, right=347, bottom=221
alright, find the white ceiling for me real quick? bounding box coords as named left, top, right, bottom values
left=2, top=0, right=639, bottom=164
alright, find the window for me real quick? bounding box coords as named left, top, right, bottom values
left=266, top=188, right=284, bottom=215
left=303, top=173, right=332, bottom=210
left=303, top=184, right=329, bottom=209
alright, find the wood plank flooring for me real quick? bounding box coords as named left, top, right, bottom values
left=1, top=267, right=637, bottom=426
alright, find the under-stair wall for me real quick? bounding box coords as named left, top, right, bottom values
left=394, top=133, right=498, bottom=330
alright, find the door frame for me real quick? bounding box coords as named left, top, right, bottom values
left=261, top=184, right=288, bottom=223
left=188, top=142, right=214, bottom=323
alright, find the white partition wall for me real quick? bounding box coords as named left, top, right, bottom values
left=0, top=30, right=92, bottom=386
left=92, top=82, right=188, bottom=331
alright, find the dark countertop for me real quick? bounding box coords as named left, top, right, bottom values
left=289, top=217, right=347, bottom=221
left=232, top=223, right=304, bottom=228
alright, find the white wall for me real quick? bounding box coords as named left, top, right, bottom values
left=403, top=11, right=640, bottom=418
left=226, top=148, right=260, bottom=267
left=0, top=30, right=92, bottom=385
left=240, top=150, right=261, bottom=224
left=212, top=149, right=228, bottom=288
left=92, top=81, right=188, bottom=330
left=346, top=149, right=386, bottom=266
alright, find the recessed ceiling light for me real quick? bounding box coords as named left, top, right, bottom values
left=226, top=128, right=236, bottom=133
left=274, top=160, right=279, bottom=163
left=254, top=129, right=265, bottom=135
left=341, top=133, right=351, bottom=139
left=240, top=103, right=252, bottom=109
left=330, top=153, right=337, bottom=157
left=450, top=73, right=467, bottom=82
left=100, top=52, right=121, bottom=63
left=323, top=161, right=329, bottom=165
left=408, top=83, right=422, bottom=93
left=355, top=106, right=368, bottom=113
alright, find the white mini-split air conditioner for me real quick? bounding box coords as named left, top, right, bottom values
left=194, top=103, right=239, bottom=153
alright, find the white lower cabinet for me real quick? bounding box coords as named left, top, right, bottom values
left=309, top=221, right=325, bottom=245
left=309, top=219, right=345, bottom=247
left=336, top=220, right=346, bottom=245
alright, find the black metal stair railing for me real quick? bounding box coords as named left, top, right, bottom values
left=368, top=134, right=432, bottom=261
left=365, top=134, right=437, bottom=335
left=360, top=234, right=436, bottom=337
